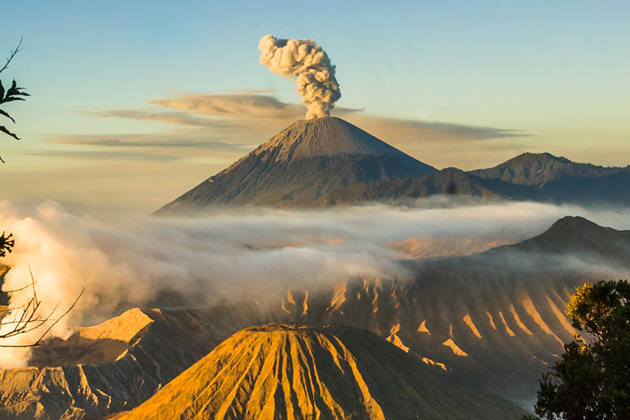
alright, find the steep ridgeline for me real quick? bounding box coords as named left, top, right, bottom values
left=318, top=153, right=630, bottom=207
left=114, top=324, right=526, bottom=420
left=0, top=303, right=264, bottom=420
left=469, top=152, right=630, bottom=206
left=156, top=117, right=436, bottom=213
left=268, top=216, right=630, bottom=407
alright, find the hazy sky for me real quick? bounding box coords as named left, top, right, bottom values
left=1, top=1, right=629, bottom=213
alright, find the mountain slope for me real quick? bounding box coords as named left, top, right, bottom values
left=156, top=117, right=436, bottom=213
left=321, top=167, right=502, bottom=205
left=470, top=153, right=630, bottom=206
left=4, top=217, right=630, bottom=418
left=271, top=216, right=630, bottom=406
left=318, top=153, right=630, bottom=207
left=493, top=216, right=630, bottom=261
left=470, top=152, right=629, bottom=186
left=114, top=324, right=526, bottom=420
left=0, top=302, right=265, bottom=420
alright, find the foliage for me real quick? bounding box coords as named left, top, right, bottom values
left=0, top=38, right=29, bottom=162
left=0, top=232, right=14, bottom=257
left=524, top=280, right=630, bottom=420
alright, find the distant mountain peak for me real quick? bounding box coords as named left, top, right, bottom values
left=502, top=216, right=630, bottom=259
left=548, top=215, right=600, bottom=230
left=508, top=152, right=572, bottom=164
left=472, top=152, right=595, bottom=187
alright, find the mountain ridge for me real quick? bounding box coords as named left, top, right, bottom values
left=4, top=216, right=629, bottom=418
left=487, top=216, right=630, bottom=263
left=113, top=323, right=526, bottom=420
left=471, top=152, right=630, bottom=187
left=317, top=152, right=630, bottom=207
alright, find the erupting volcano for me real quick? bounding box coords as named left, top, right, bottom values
left=156, top=117, right=436, bottom=213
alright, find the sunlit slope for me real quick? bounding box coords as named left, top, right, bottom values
left=156, top=117, right=435, bottom=213
left=3, top=216, right=628, bottom=418
left=115, top=324, right=525, bottom=420
left=0, top=302, right=264, bottom=420
left=272, top=217, right=630, bottom=405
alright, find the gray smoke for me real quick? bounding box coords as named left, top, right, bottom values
left=258, top=35, right=341, bottom=119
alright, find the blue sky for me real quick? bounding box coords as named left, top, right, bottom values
left=1, top=1, right=629, bottom=212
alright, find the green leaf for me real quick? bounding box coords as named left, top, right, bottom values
left=0, top=125, right=20, bottom=140
left=0, top=109, right=15, bottom=123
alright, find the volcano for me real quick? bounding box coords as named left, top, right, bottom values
left=156, top=117, right=436, bottom=213
left=114, top=324, right=525, bottom=420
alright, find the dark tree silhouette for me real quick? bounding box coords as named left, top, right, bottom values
left=0, top=37, right=29, bottom=162
left=0, top=232, right=14, bottom=257
left=524, top=280, right=630, bottom=419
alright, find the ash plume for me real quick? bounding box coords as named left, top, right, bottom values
left=258, top=35, right=341, bottom=119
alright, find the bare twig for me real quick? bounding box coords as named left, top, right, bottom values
left=0, top=266, right=84, bottom=347
left=0, top=37, right=23, bottom=75
left=29, top=266, right=38, bottom=305
left=0, top=288, right=84, bottom=348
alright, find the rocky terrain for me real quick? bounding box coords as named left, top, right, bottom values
left=0, top=216, right=627, bottom=418
left=112, top=324, right=526, bottom=420
left=0, top=303, right=265, bottom=420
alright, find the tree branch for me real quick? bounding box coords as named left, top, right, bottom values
left=0, top=37, right=23, bottom=75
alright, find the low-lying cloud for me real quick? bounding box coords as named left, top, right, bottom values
left=1, top=199, right=629, bottom=367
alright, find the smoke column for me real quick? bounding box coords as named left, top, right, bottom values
left=258, top=35, right=341, bottom=119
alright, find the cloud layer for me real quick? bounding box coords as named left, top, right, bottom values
left=1, top=200, right=630, bottom=367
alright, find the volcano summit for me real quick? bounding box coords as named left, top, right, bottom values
left=156, top=117, right=436, bottom=213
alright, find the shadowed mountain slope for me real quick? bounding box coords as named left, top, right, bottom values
left=317, top=153, right=630, bottom=207
left=156, top=117, right=436, bottom=213
left=114, top=324, right=526, bottom=420
left=493, top=216, right=630, bottom=262
left=321, top=167, right=502, bottom=205
left=470, top=153, right=630, bottom=206
left=470, top=152, right=629, bottom=186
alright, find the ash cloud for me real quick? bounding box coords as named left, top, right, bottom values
left=52, top=91, right=526, bottom=171
left=258, top=35, right=341, bottom=119
left=150, top=91, right=306, bottom=119
left=1, top=200, right=629, bottom=367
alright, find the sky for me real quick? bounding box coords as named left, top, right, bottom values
left=1, top=0, right=629, bottom=213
